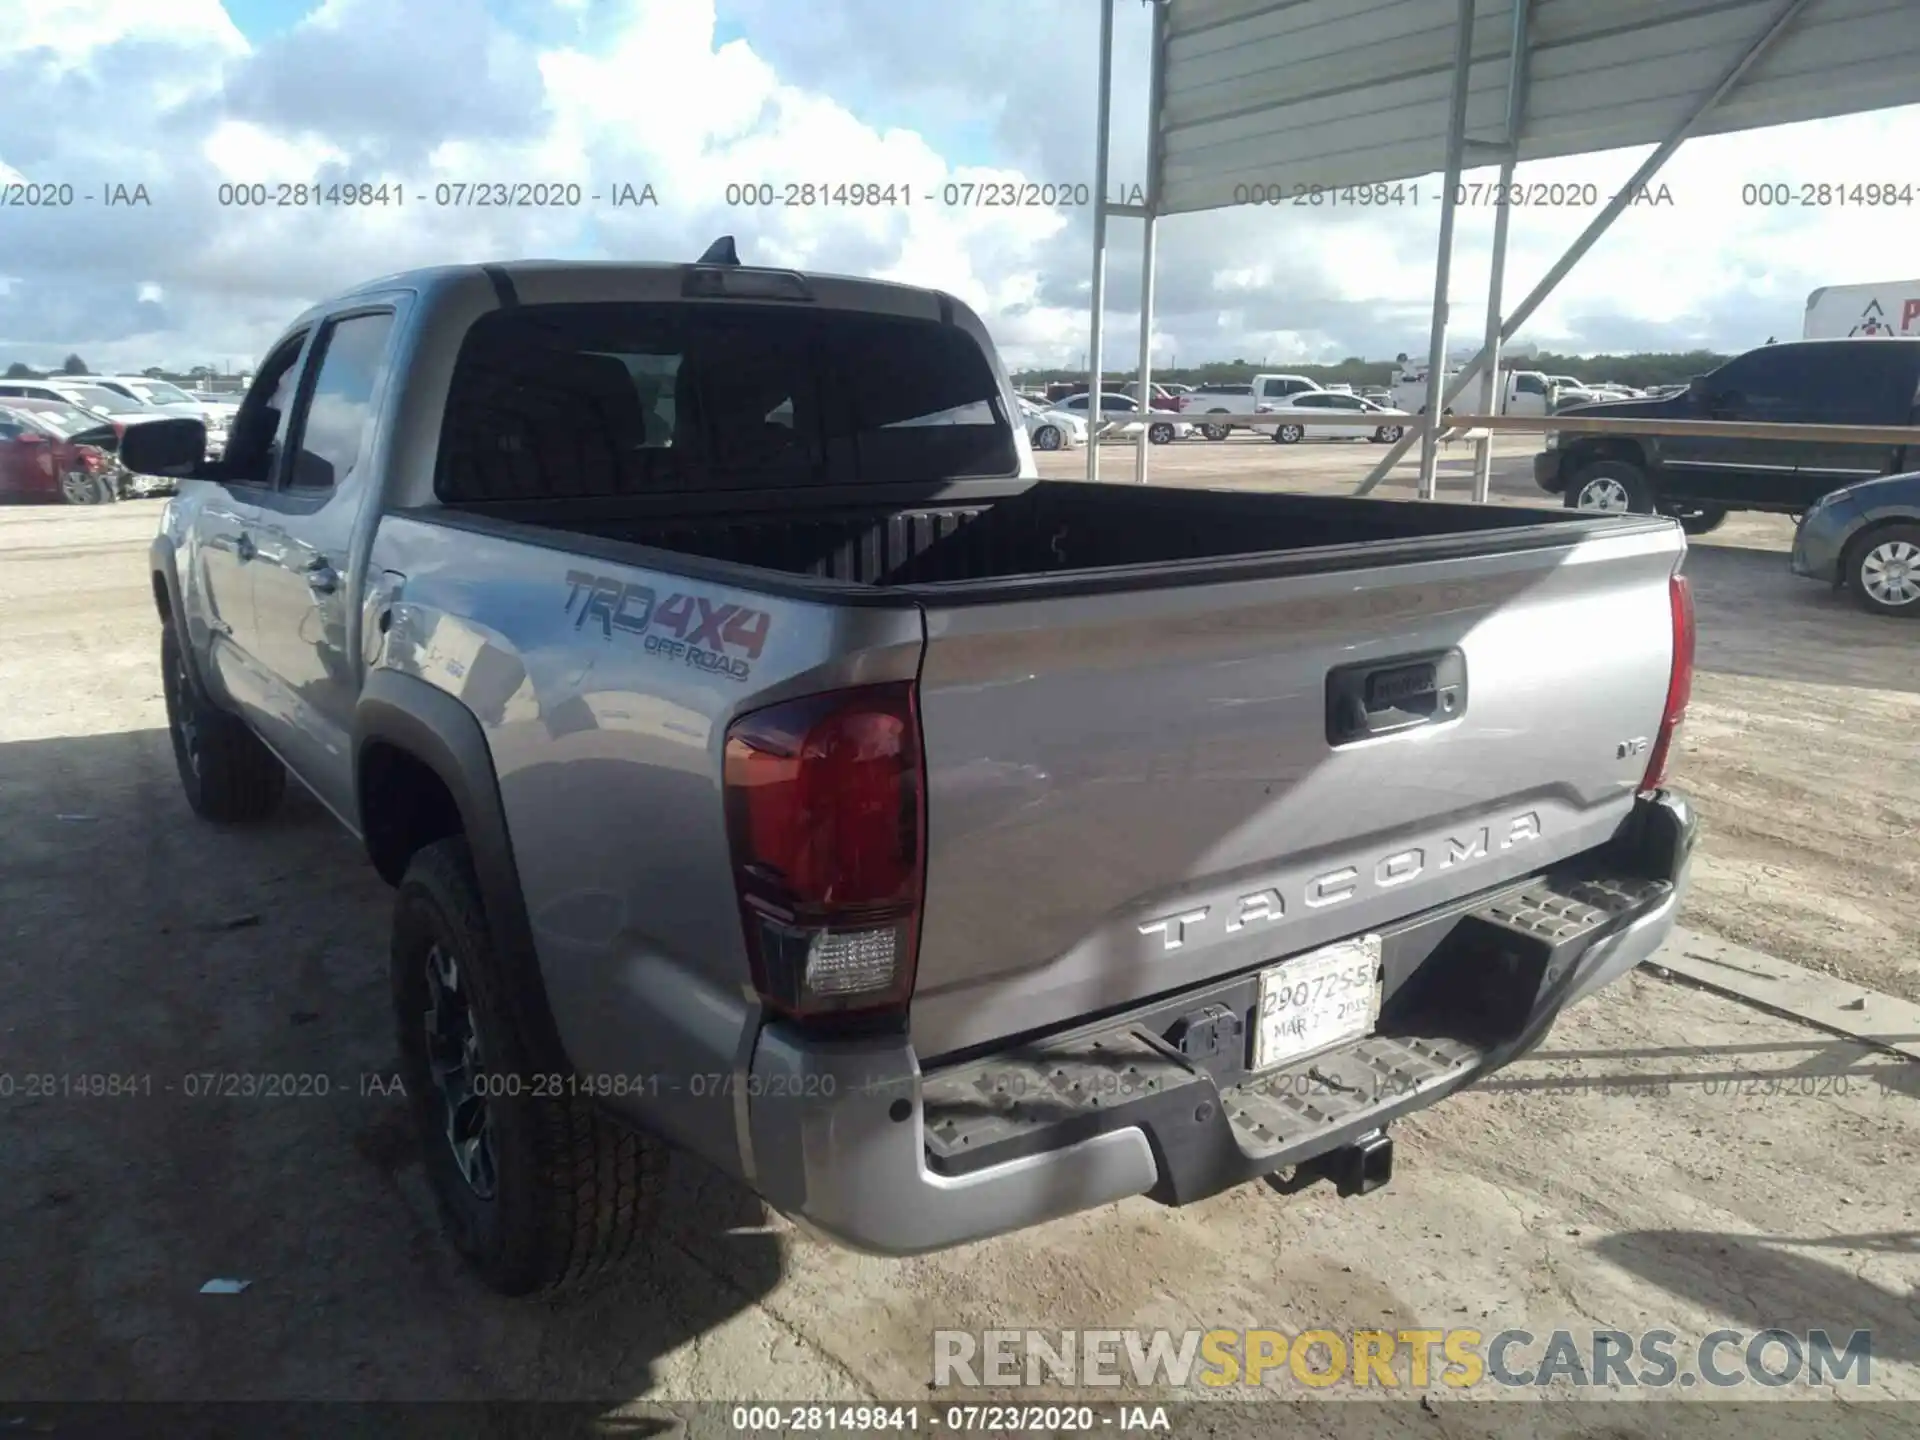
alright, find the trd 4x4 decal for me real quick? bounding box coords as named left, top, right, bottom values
left=563, top=570, right=771, bottom=682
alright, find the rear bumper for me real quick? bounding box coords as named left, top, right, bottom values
left=746, top=790, right=1694, bottom=1256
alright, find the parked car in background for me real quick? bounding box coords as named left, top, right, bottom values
left=1792, top=470, right=1920, bottom=616
left=1536, top=338, right=1920, bottom=535
left=87, top=376, right=236, bottom=458
left=1256, top=391, right=1411, bottom=444
left=0, top=402, right=118, bottom=504
left=1016, top=396, right=1087, bottom=451
left=1187, top=374, right=1318, bottom=439
left=0, top=382, right=181, bottom=497
left=1391, top=367, right=1553, bottom=418
left=1055, top=391, right=1190, bottom=443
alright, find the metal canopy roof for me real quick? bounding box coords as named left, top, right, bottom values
left=1157, top=0, right=1920, bottom=216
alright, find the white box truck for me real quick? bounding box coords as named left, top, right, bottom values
left=1391, top=365, right=1554, bottom=416
left=1804, top=280, right=1920, bottom=339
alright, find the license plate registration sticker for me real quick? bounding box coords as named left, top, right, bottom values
left=1252, top=934, right=1383, bottom=1072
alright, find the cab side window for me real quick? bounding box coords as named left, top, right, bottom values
left=223, top=334, right=309, bottom=486
left=284, top=312, right=396, bottom=492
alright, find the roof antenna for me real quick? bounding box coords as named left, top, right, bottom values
left=697, top=235, right=740, bottom=266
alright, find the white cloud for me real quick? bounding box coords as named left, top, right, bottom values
left=0, top=0, right=1918, bottom=376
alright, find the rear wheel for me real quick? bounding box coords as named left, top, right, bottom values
left=1199, top=412, right=1232, bottom=441
left=1564, top=461, right=1653, bottom=515
left=1147, top=421, right=1175, bottom=445
left=1272, top=424, right=1304, bottom=445
left=59, top=471, right=111, bottom=505
left=1032, top=424, right=1062, bottom=451
left=1372, top=425, right=1404, bottom=444
left=161, top=624, right=285, bottom=823
left=392, top=836, right=665, bottom=1295
left=1846, top=523, right=1920, bottom=617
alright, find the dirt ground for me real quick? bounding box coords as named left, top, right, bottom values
left=0, top=467, right=1916, bottom=1430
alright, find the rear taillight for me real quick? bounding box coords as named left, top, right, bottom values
left=1640, top=573, right=1695, bottom=793
left=723, top=682, right=925, bottom=1022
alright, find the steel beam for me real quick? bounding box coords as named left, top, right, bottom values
left=1358, top=0, right=1817, bottom=496
left=1086, top=0, right=1117, bottom=483
left=1473, top=0, right=1532, bottom=503
left=1134, top=0, right=1170, bottom=485
left=1415, top=0, right=1479, bottom=500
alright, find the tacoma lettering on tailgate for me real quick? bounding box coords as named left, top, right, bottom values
left=1138, top=811, right=1542, bottom=951
left=562, top=570, right=771, bottom=683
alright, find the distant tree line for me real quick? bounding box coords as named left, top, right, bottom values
left=2, top=357, right=233, bottom=383
left=1014, top=349, right=1735, bottom=393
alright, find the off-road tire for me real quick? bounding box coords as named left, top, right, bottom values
left=392, top=836, right=665, bottom=1296
left=161, top=623, right=285, bottom=823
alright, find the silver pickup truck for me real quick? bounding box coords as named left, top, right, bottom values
left=132, top=245, right=1697, bottom=1297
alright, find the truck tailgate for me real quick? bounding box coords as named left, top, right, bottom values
left=907, top=522, right=1684, bottom=1060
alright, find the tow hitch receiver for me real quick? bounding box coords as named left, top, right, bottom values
left=1267, top=1128, right=1394, bottom=1198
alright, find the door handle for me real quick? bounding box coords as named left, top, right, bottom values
left=1326, top=648, right=1468, bottom=745
left=304, top=557, right=339, bottom=595
left=233, top=532, right=255, bottom=562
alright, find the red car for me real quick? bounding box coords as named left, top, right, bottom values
left=0, top=399, right=120, bottom=504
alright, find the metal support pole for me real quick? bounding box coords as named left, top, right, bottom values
left=1086, top=0, right=1116, bottom=483
left=1134, top=0, right=1169, bottom=485
left=1473, top=0, right=1531, bottom=503
left=1358, top=0, right=1814, bottom=496
left=1415, top=0, right=1478, bottom=501
left=1134, top=214, right=1158, bottom=484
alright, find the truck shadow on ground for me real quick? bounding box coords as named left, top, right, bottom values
left=1591, top=1228, right=1918, bottom=1369
left=0, top=726, right=789, bottom=1405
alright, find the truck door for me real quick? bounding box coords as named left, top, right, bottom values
left=1782, top=343, right=1912, bottom=503
left=1508, top=372, right=1549, bottom=416
left=1659, top=346, right=1805, bottom=508
left=189, top=331, right=311, bottom=718
left=246, top=307, right=400, bottom=823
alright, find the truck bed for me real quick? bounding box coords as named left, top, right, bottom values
left=419, top=478, right=1683, bottom=1060
left=436, top=480, right=1612, bottom=591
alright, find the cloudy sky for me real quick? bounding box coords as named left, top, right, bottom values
left=3, top=0, right=1919, bottom=376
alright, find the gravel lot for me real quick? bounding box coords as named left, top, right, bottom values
left=1, top=449, right=1915, bottom=1429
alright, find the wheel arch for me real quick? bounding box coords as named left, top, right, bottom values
left=1564, top=437, right=1650, bottom=473
left=1840, top=514, right=1920, bottom=586
left=352, top=669, right=570, bottom=1063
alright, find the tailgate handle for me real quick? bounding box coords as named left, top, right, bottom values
left=1326, top=648, right=1467, bottom=745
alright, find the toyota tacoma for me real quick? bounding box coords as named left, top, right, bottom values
left=133, top=242, right=1697, bottom=1295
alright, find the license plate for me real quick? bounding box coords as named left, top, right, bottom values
left=1252, top=934, right=1383, bottom=1072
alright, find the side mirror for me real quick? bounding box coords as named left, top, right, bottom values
left=118, top=417, right=206, bottom=477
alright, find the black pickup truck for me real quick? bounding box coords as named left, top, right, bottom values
left=1535, top=338, right=1920, bottom=534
